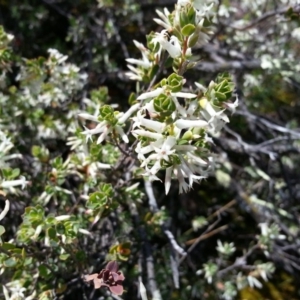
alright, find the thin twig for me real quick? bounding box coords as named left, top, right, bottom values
left=179, top=214, right=228, bottom=265
left=185, top=224, right=229, bottom=246
left=144, top=180, right=187, bottom=256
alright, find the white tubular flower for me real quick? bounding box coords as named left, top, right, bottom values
left=132, top=40, right=152, bottom=65
left=171, top=96, right=187, bottom=117
left=146, top=136, right=176, bottom=162
left=55, top=215, right=71, bottom=221
left=154, top=8, right=172, bottom=30
left=174, top=92, right=197, bottom=99
left=175, top=119, right=208, bottom=129
left=200, top=98, right=229, bottom=133
left=115, top=126, right=129, bottom=143
left=0, top=200, right=10, bottom=221
left=186, top=100, right=198, bottom=117
left=80, top=104, right=138, bottom=144
left=194, top=1, right=215, bottom=17
left=125, top=40, right=152, bottom=80
left=80, top=120, right=110, bottom=144
left=179, top=156, right=206, bottom=186
left=33, top=224, right=43, bottom=240
left=194, top=82, right=207, bottom=92
left=0, top=176, right=28, bottom=189
left=48, top=48, right=68, bottom=64
left=132, top=129, right=163, bottom=140
left=175, top=145, right=197, bottom=152
left=224, top=97, right=239, bottom=114
left=165, top=166, right=173, bottom=194
left=0, top=132, right=13, bottom=154
left=144, top=100, right=157, bottom=116
left=137, top=88, right=164, bottom=100
left=174, top=166, right=190, bottom=193
left=133, top=40, right=148, bottom=52
left=132, top=111, right=166, bottom=133
left=143, top=165, right=161, bottom=182
left=153, top=30, right=182, bottom=58
left=78, top=228, right=92, bottom=236
left=125, top=64, right=144, bottom=81
left=78, top=113, right=98, bottom=122
left=177, top=0, right=191, bottom=7
left=118, top=103, right=140, bottom=124
left=138, top=87, right=196, bottom=103
left=186, top=152, right=208, bottom=166
left=135, top=142, right=154, bottom=160
left=247, top=276, right=262, bottom=289
left=126, top=58, right=151, bottom=69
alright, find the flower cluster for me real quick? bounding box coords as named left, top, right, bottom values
left=131, top=72, right=236, bottom=194
left=79, top=103, right=140, bottom=144
left=125, top=0, right=216, bottom=81
left=79, top=0, right=237, bottom=194
left=84, top=261, right=125, bottom=296
left=0, top=129, right=29, bottom=193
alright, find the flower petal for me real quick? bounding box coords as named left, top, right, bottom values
left=93, top=278, right=103, bottom=289
left=117, top=271, right=125, bottom=281
left=106, top=261, right=118, bottom=273
left=109, top=284, right=124, bottom=295
left=84, top=273, right=98, bottom=282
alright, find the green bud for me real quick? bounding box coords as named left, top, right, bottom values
left=199, top=97, right=208, bottom=109
left=179, top=11, right=189, bottom=28
left=99, top=105, right=114, bottom=119
left=187, top=6, right=196, bottom=23
left=188, top=32, right=199, bottom=48
left=167, top=73, right=183, bottom=92
left=128, top=92, right=136, bottom=106
left=208, top=80, right=216, bottom=90
left=161, top=78, right=168, bottom=86
left=153, top=94, right=176, bottom=116
left=215, top=91, right=226, bottom=101
left=182, top=130, right=193, bottom=140
left=149, top=64, right=159, bottom=82
left=99, top=105, right=117, bottom=124
left=172, top=27, right=183, bottom=41
left=186, top=61, right=198, bottom=69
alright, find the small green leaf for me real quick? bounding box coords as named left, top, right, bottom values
left=11, top=168, right=20, bottom=179
left=4, top=257, right=17, bottom=267
left=48, top=227, right=57, bottom=239
left=59, top=253, right=70, bottom=261
left=128, top=92, right=136, bottom=106
left=2, top=243, right=16, bottom=250
left=149, top=64, right=160, bottom=82
left=56, top=223, right=65, bottom=235
left=181, top=24, right=196, bottom=36
left=31, top=145, right=41, bottom=157
left=179, top=11, right=189, bottom=28
left=215, top=169, right=231, bottom=188
left=38, top=264, right=52, bottom=278
left=0, top=225, right=5, bottom=236
left=23, top=257, right=33, bottom=266
left=22, top=248, right=26, bottom=258
left=215, top=91, right=226, bottom=101
left=188, top=33, right=199, bottom=48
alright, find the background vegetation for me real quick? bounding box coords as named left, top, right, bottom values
left=0, top=0, right=300, bottom=299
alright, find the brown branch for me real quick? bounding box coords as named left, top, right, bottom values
left=185, top=224, right=229, bottom=246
